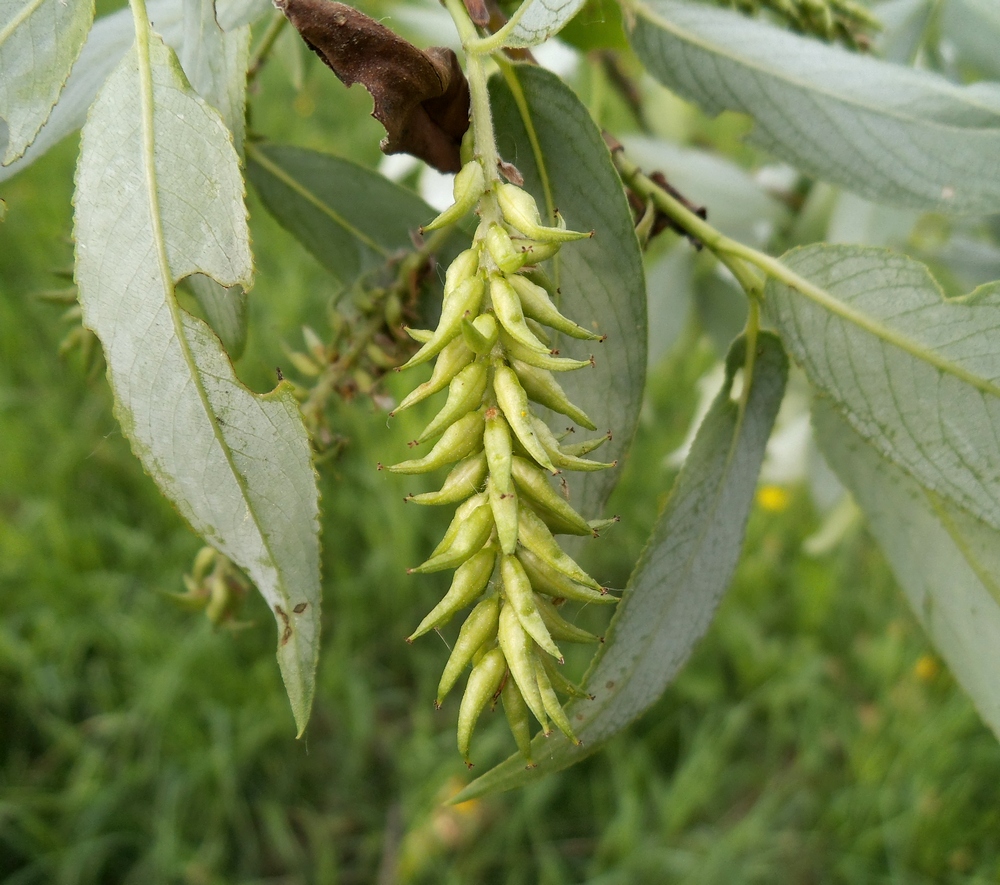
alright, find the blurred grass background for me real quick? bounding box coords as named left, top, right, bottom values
left=2, top=15, right=1000, bottom=883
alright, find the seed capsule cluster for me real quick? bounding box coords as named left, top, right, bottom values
left=386, top=159, right=619, bottom=766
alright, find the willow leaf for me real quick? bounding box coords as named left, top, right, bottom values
left=0, top=0, right=95, bottom=164
left=74, top=29, right=321, bottom=735
left=766, top=244, right=1000, bottom=534
left=815, top=400, right=1000, bottom=739
left=630, top=0, right=1000, bottom=214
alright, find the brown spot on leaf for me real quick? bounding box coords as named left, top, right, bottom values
left=293, top=602, right=308, bottom=613
left=276, top=0, right=470, bottom=172
left=275, top=605, right=294, bottom=646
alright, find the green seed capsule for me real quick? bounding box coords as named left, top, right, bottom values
left=588, top=516, right=620, bottom=534
left=405, top=451, right=487, bottom=505
left=461, top=313, right=498, bottom=356
left=534, top=653, right=581, bottom=744
left=510, top=456, right=594, bottom=536
left=496, top=183, right=591, bottom=243
left=408, top=545, right=497, bottom=640
left=506, top=275, right=603, bottom=342
left=386, top=409, right=485, bottom=474
left=410, top=494, right=495, bottom=573
left=490, top=275, right=550, bottom=353
left=415, top=361, right=488, bottom=444
left=561, top=430, right=612, bottom=458
left=535, top=594, right=601, bottom=644
left=422, top=161, right=486, bottom=233
left=499, top=329, right=592, bottom=372
left=511, top=359, right=596, bottom=430
left=516, top=546, right=616, bottom=605
left=516, top=506, right=602, bottom=591
left=508, top=236, right=561, bottom=265
left=444, top=247, right=482, bottom=296
left=401, top=275, right=484, bottom=370
left=539, top=652, right=593, bottom=700
left=493, top=364, right=556, bottom=473
left=501, top=554, right=562, bottom=660
left=394, top=336, right=474, bottom=414
left=437, top=596, right=500, bottom=704
left=501, top=676, right=535, bottom=765
left=497, top=603, right=548, bottom=729
left=426, top=492, right=487, bottom=553
left=457, top=646, right=507, bottom=764
left=484, top=223, right=526, bottom=275
left=530, top=416, right=615, bottom=472
left=405, top=327, right=433, bottom=344
left=484, top=408, right=513, bottom=494
left=488, top=475, right=519, bottom=556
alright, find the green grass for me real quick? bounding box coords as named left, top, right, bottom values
left=3, top=42, right=1000, bottom=885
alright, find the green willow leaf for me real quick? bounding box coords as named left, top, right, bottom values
left=246, top=142, right=442, bottom=287
left=455, top=333, right=787, bottom=801
left=766, top=244, right=1000, bottom=534
left=0, top=0, right=95, bottom=164
left=74, top=31, right=320, bottom=736
left=489, top=64, right=647, bottom=519
left=815, top=399, right=1000, bottom=739
left=629, top=0, right=1000, bottom=214
left=183, top=274, right=248, bottom=359
left=502, top=0, right=587, bottom=48
left=180, top=0, right=249, bottom=153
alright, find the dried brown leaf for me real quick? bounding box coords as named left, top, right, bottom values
left=276, top=0, right=470, bottom=172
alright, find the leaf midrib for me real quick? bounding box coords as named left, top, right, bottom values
left=246, top=142, right=390, bottom=259
left=749, top=246, right=1000, bottom=402
left=632, top=0, right=1000, bottom=128
left=0, top=0, right=48, bottom=50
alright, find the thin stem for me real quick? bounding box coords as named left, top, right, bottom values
left=248, top=12, right=287, bottom=85
left=443, top=0, right=501, bottom=190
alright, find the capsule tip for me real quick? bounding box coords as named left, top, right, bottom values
left=376, top=462, right=384, bottom=471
